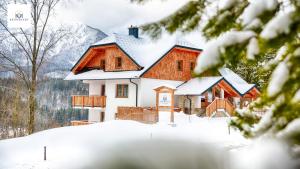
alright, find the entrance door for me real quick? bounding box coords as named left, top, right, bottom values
left=101, top=84, right=105, bottom=96
left=184, top=98, right=192, bottom=114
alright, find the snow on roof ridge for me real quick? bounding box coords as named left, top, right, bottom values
left=175, top=37, right=198, bottom=49
left=175, top=76, right=223, bottom=95
left=219, top=67, right=256, bottom=94
left=92, top=34, right=117, bottom=46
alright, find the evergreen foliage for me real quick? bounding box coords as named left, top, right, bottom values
left=135, top=0, right=300, bottom=152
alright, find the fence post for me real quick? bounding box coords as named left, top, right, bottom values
left=44, top=146, right=47, bottom=161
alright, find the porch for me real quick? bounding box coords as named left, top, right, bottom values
left=72, top=95, right=106, bottom=108
left=205, top=98, right=235, bottom=117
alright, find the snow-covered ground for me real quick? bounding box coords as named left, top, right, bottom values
left=0, top=112, right=295, bottom=169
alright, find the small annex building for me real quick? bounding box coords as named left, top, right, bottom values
left=175, top=68, right=259, bottom=117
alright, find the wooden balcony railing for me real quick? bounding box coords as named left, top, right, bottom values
left=72, top=95, right=106, bottom=108
left=71, top=120, right=93, bottom=126
left=206, top=98, right=235, bottom=117
left=116, top=107, right=158, bottom=124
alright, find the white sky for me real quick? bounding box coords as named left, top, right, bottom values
left=56, top=0, right=206, bottom=47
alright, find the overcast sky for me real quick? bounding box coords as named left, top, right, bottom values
left=56, top=0, right=205, bottom=47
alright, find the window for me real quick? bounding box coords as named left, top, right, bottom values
left=190, top=62, right=195, bottom=71
left=177, top=60, right=183, bottom=71
left=100, top=59, right=105, bottom=70
left=116, top=84, right=128, bottom=98
left=115, top=57, right=122, bottom=68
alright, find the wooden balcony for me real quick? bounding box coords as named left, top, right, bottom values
left=72, top=95, right=106, bottom=108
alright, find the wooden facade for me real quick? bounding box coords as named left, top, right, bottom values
left=72, top=45, right=141, bottom=74
left=142, top=48, right=200, bottom=81
left=116, top=107, right=158, bottom=124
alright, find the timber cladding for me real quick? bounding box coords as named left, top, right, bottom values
left=142, top=48, right=200, bottom=81
left=116, top=106, right=158, bottom=124
left=73, top=45, right=140, bottom=74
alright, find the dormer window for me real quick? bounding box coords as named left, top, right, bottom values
left=100, top=59, right=105, bottom=70
left=115, top=57, right=122, bottom=69
left=177, top=60, right=183, bottom=71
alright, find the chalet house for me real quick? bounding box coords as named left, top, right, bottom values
left=65, top=27, right=259, bottom=123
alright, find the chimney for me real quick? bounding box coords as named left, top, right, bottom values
left=128, top=26, right=139, bottom=38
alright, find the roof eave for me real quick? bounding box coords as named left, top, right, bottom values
left=70, top=42, right=143, bottom=73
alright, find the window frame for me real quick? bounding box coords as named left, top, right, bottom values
left=115, top=57, right=122, bottom=69
left=116, top=84, right=129, bottom=98
left=176, top=60, right=183, bottom=71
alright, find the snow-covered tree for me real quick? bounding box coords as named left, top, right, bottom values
left=135, top=0, right=300, bottom=151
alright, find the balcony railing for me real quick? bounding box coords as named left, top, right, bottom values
left=71, top=120, right=93, bottom=126
left=72, top=95, right=106, bottom=108
left=206, top=98, right=235, bottom=117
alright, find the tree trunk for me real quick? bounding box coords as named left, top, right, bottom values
left=28, top=64, right=37, bottom=134
left=28, top=0, right=38, bottom=135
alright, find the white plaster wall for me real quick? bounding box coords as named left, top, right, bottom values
left=86, top=80, right=105, bottom=95
left=105, top=79, right=140, bottom=121
left=88, top=109, right=101, bottom=122
left=85, top=78, right=184, bottom=122
left=139, top=78, right=184, bottom=107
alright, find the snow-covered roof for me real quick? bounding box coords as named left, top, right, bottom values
left=92, top=33, right=201, bottom=71
left=65, top=70, right=141, bottom=80
left=175, top=68, right=257, bottom=96
left=67, top=33, right=201, bottom=80
left=175, top=77, right=223, bottom=95
left=218, top=68, right=256, bottom=95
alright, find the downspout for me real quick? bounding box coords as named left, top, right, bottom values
left=186, top=95, right=192, bottom=115
left=129, top=79, right=138, bottom=107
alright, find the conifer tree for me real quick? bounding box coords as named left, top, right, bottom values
left=134, top=0, right=300, bottom=151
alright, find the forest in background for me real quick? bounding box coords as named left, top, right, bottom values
left=0, top=78, right=88, bottom=139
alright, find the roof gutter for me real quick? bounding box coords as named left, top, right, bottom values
left=129, top=79, right=138, bottom=107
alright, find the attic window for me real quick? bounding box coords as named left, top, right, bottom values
left=115, top=57, right=122, bottom=69
left=177, top=60, right=183, bottom=71
left=100, top=59, right=105, bottom=70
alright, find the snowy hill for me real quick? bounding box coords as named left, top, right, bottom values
left=0, top=115, right=247, bottom=169
left=0, top=114, right=295, bottom=169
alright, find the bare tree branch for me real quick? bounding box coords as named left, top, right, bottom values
left=20, top=28, right=33, bottom=54
left=0, top=20, right=33, bottom=62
